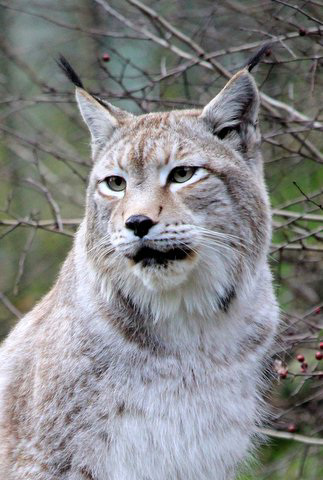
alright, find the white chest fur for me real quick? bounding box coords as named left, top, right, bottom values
left=64, top=339, right=258, bottom=480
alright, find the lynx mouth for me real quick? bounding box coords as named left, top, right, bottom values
left=128, top=246, right=193, bottom=267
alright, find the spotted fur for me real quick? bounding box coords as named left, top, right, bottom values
left=0, top=64, right=279, bottom=479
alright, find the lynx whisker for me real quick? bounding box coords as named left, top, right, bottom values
left=87, top=233, right=112, bottom=254
left=197, top=237, right=246, bottom=258
left=195, top=231, right=252, bottom=254
left=192, top=225, right=252, bottom=246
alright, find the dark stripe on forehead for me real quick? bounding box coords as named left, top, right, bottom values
left=133, top=130, right=159, bottom=169
left=116, top=143, right=130, bottom=170
left=111, top=114, right=196, bottom=171
left=143, top=139, right=159, bottom=165
left=126, top=127, right=170, bottom=168
left=133, top=113, right=169, bottom=130
left=135, top=131, right=146, bottom=169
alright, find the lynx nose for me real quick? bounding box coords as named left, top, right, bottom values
left=125, top=215, right=155, bottom=238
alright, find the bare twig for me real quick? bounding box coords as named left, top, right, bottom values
left=0, top=292, right=23, bottom=319
left=259, top=428, right=323, bottom=446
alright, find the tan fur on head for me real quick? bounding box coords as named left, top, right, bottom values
left=0, top=63, right=279, bottom=480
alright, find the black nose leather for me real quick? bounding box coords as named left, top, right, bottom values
left=125, top=215, right=155, bottom=238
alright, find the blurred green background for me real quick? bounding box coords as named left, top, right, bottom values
left=0, top=1, right=322, bottom=478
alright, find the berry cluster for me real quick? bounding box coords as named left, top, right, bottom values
left=296, top=345, right=322, bottom=372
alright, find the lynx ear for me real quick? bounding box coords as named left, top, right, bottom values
left=75, top=88, right=133, bottom=159
left=56, top=55, right=133, bottom=159
left=200, top=69, right=260, bottom=153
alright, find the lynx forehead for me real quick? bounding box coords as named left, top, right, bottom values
left=0, top=47, right=279, bottom=480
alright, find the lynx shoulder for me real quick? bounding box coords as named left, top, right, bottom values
left=0, top=47, right=279, bottom=480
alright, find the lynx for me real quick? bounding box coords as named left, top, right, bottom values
left=0, top=47, right=279, bottom=480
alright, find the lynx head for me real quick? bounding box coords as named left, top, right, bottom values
left=59, top=53, right=271, bottom=316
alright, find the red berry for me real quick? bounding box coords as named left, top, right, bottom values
left=315, top=351, right=323, bottom=361
left=319, top=342, right=323, bottom=350
left=279, top=369, right=288, bottom=379
left=287, top=423, right=296, bottom=433
left=102, top=53, right=110, bottom=62
left=301, top=362, right=308, bottom=369
left=296, top=354, right=305, bottom=363
left=314, top=306, right=321, bottom=314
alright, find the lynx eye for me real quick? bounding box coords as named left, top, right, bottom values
left=168, top=166, right=197, bottom=184
left=104, top=176, right=126, bottom=192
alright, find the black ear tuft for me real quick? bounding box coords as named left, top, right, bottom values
left=245, top=43, right=272, bottom=72
left=56, top=55, right=84, bottom=89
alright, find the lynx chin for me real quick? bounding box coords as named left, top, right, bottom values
left=0, top=48, right=279, bottom=480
